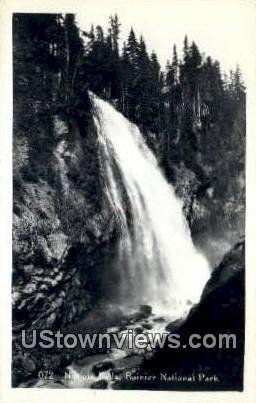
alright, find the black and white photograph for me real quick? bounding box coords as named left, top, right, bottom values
left=3, top=0, right=254, bottom=396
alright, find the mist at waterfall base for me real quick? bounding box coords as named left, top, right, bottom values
left=91, top=93, right=210, bottom=320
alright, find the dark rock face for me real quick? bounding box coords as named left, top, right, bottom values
left=114, top=240, right=245, bottom=391
left=12, top=113, right=118, bottom=386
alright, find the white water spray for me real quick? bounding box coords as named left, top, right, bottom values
left=91, top=93, right=210, bottom=318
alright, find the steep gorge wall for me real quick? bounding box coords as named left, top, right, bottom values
left=13, top=111, right=118, bottom=335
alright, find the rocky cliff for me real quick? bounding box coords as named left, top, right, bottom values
left=12, top=110, right=120, bottom=385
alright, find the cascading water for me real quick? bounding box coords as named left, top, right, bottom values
left=91, top=92, right=210, bottom=319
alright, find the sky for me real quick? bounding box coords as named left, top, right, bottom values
left=75, top=0, right=254, bottom=83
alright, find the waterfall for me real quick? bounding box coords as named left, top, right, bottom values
left=91, top=93, right=210, bottom=318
